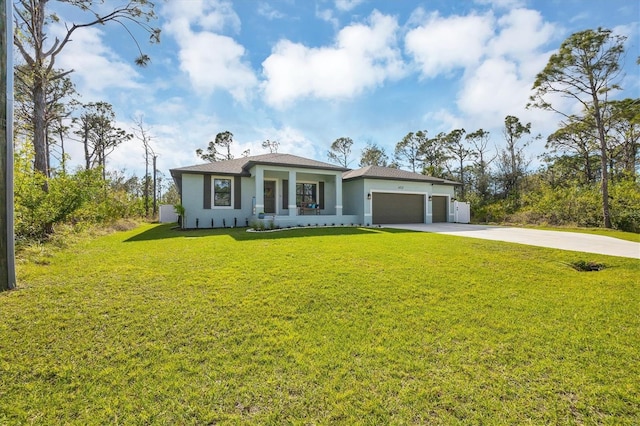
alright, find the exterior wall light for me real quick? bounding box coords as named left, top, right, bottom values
left=367, top=193, right=371, bottom=200
left=428, top=195, right=432, bottom=201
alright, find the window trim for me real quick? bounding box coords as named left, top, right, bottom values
left=212, top=176, right=234, bottom=209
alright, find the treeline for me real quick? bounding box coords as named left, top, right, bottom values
left=326, top=108, right=638, bottom=232
left=326, top=28, right=639, bottom=232
left=12, top=0, right=171, bottom=244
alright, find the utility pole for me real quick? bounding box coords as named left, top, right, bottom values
left=144, top=141, right=149, bottom=217
left=152, top=154, right=157, bottom=218
left=1, top=0, right=16, bottom=291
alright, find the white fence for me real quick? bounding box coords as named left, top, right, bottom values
left=454, top=201, right=470, bottom=223
left=159, top=204, right=179, bottom=223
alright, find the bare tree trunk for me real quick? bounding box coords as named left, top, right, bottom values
left=101, top=151, right=106, bottom=180
left=32, top=78, right=49, bottom=179
left=82, top=120, right=90, bottom=170
left=624, top=136, right=637, bottom=178
left=458, top=157, right=464, bottom=197
left=583, top=151, right=592, bottom=183
left=58, top=126, right=66, bottom=174
left=591, top=86, right=611, bottom=228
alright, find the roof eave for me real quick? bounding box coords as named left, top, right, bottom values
left=244, top=160, right=349, bottom=173
left=342, top=175, right=457, bottom=185
left=169, top=168, right=249, bottom=177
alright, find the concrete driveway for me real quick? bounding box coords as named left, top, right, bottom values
left=385, top=223, right=640, bottom=259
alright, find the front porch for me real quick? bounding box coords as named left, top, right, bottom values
left=251, top=164, right=346, bottom=218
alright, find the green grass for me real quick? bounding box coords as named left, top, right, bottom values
left=516, top=224, right=640, bottom=242
left=2, top=224, right=639, bottom=424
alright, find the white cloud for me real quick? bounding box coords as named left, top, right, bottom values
left=423, top=109, right=466, bottom=133
left=163, top=0, right=240, bottom=34
left=335, top=0, right=365, bottom=12
left=455, top=8, right=559, bottom=131
left=405, top=11, right=495, bottom=78
left=612, top=22, right=639, bottom=40
left=257, top=3, right=285, bottom=20
left=316, top=7, right=339, bottom=29
left=163, top=0, right=257, bottom=101
left=474, top=0, right=526, bottom=9
left=54, top=26, right=142, bottom=96
left=176, top=32, right=257, bottom=101
left=458, top=58, right=524, bottom=118
left=262, top=11, right=405, bottom=108
left=488, top=8, right=556, bottom=62
left=402, top=5, right=560, bottom=138
left=236, top=126, right=321, bottom=159
left=149, top=97, right=189, bottom=118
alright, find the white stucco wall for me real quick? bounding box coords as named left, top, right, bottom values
left=342, top=179, right=364, bottom=218
left=180, top=174, right=255, bottom=228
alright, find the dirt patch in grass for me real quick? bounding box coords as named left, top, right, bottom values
left=569, top=260, right=606, bottom=271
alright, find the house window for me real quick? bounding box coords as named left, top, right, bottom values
left=296, top=183, right=316, bottom=206
left=213, top=178, right=232, bottom=207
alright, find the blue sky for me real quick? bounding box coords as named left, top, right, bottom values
left=48, top=0, right=639, bottom=179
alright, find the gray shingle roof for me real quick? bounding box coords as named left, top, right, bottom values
left=170, top=154, right=460, bottom=186
left=342, top=165, right=460, bottom=185
left=170, top=153, right=349, bottom=177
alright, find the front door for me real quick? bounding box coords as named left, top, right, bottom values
left=264, top=180, right=276, bottom=213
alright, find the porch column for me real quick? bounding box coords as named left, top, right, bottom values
left=254, top=166, right=264, bottom=214
left=335, top=172, right=343, bottom=216
left=288, top=171, right=297, bottom=216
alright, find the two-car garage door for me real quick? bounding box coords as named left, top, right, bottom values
left=372, top=193, right=425, bottom=224
left=372, top=193, right=448, bottom=224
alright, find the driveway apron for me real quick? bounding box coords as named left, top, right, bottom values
left=385, top=223, right=640, bottom=259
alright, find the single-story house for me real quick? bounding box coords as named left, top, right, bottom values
left=169, top=153, right=461, bottom=228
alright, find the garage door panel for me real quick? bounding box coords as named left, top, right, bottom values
left=432, top=196, right=447, bottom=223
left=372, top=193, right=424, bottom=224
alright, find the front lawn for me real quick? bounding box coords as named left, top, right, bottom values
left=1, top=224, right=639, bottom=424
left=520, top=224, right=640, bottom=243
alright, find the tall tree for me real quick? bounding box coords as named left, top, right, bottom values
left=499, top=116, right=532, bottom=198
left=133, top=115, right=155, bottom=217
left=196, top=131, right=234, bottom=162
left=74, top=102, right=132, bottom=179
left=420, top=131, right=448, bottom=178
left=466, top=129, right=494, bottom=202
left=443, top=129, right=470, bottom=196
left=395, top=131, right=425, bottom=173
left=13, top=0, right=160, bottom=180
left=327, top=136, right=353, bottom=167
left=529, top=28, right=627, bottom=228
left=606, top=98, right=640, bottom=179
left=359, top=142, right=388, bottom=167
left=14, top=65, right=77, bottom=175
left=261, top=139, right=279, bottom=153
left=546, top=116, right=598, bottom=185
